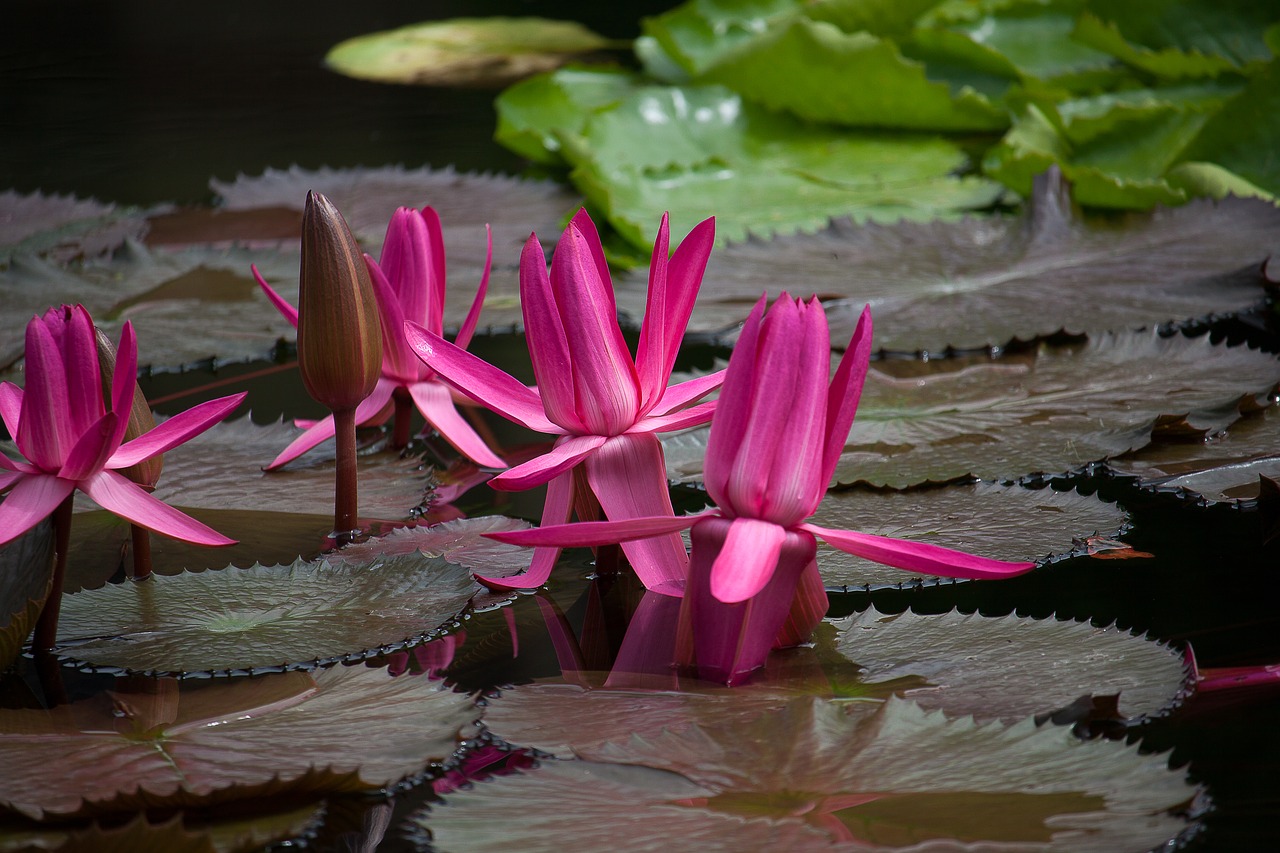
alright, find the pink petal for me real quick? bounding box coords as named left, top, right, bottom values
left=407, top=380, right=506, bottom=468
left=423, top=206, right=448, bottom=333
left=0, top=382, right=23, bottom=438
left=252, top=264, right=299, bottom=328
left=379, top=208, right=433, bottom=327
left=366, top=256, right=419, bottom=382
left=18, top=315, right=73, bottom=470
left=80, top=469, right=236, bottom=546
left=109, top=393, right=247, bottom=468
left=774, top=559, right=826, bottom=649
left=489, top=434, right=606, bottom=491
left=634, top=212, right=671, bottom=411
left=632, top=399, right=717, bottom=434
left=709, top=516, right=788, bottom=603
left=403, top=323, right=560, bottom=434
left=821, top=303, right=873, bottom=486
left=0, top=470, right=20, bottom=491
left=61, top=306, right=104, bottom=440
left=58, top=411, right=118, bottom=481
left=0, top=452, right=39, bottom=475
left=585, top=433, right=689, bottom=590
left=475, top=469, right=574, bottom=591
left=637, top=215, right=715, bottom=416
left=800, top=522, right=1037, bottom=579
left=454, top=223, right=492, bottom=352
left=648, top=369, right=726, bottom=416
left=606, top=589, right=684, bottom=688
left=519, top=233, right=582, bottom=433
left=263, top=382, right=393, bottom=470
left=104, top=321, right=139, bottom=454
left=482, top=514, right=696, bottom=548
left=0, top=474, right=75, bottom=546
left=702, top=295, right=766, bottom=507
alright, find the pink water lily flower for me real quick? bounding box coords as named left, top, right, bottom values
left=405, top=209, right=722, bottom=594
left=0, top=305, right=244, bottom=547
left=254, top=205, right=504, bottom=469
left=487, top=295, right=1035, bottom=682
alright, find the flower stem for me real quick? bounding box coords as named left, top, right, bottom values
left=33, top=496, right=74, bottom=654
left=391, top=386, right=414, bottom=449
left=332, top=406, right=360, bottom=546
left=131, top=524, right=153, bottom=580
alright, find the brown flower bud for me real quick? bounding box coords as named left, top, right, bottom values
left=297, top=190, right=382, bottom=412
left=95, top=327, right=162, bottom=489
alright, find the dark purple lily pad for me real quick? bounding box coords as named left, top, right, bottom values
left=0, top=520, right=53, bottom=671
left=819, top=608, right=1189, bottom=724
left=615, top=169, right=1279, bottom=353
left=1108, top=405, right=1280, bottom=506
left=812, top=483, right=1127, bottom=590
left=420, top=697, right=1198, bottom=852
left=0, top=665, right=478, bottom=820
left=0, top=190, right=152, bottom=263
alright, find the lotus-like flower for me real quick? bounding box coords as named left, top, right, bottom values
left=255, top=204, right=503, bottom=468
left=405, top=209, right=722, bottom=594
left=0, top=305, right=244, bottom=547
left=486, top=295, right=1036, bottom=682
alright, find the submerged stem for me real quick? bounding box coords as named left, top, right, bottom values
left=131, top=524, right=152, bottom=580
left=32, top=496, right=74, bottom=654
left=391, top=386, right=414, bottom=449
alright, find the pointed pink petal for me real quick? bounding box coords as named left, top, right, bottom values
left=475, top=469, right=574, bottom=591
left=407, top=380, right=506, bottom=468
left=263, top=383, right=394, bottom=470
left=489, top=434, right=606, bottom=491
left=0, top=452, right=40, bottom=475
left=110, top=393, right=247, bottom=468
left=81, top=470, right=236, bottom=546
left=0, top=383, right=22, bottom=438
left=1196, top=662, right=1280, bottom=693
left=253, top=265, right=299, bottom=328
left=403, top=323, right=560, bottom=434
left=0, top=474, right=75, bottom=546
left=0, top=470, right=20, bottom=491
left=453, top=223, right=492, bottom=351
left=483, top=514, right=697, bottom=547
left=18, top=316, right=73, bottom=469
left=649, top=369, right=726, bottom=416
left=637, top=215, right=715, bottom=415
left=103, top=321, right=139, bottom=454
left=585, top=433, right=688, bottom=590
left=519, top=233, right=582, bottom=432
left=702, top=296, right=767, bottom=507
left=821, top=303, right=872, bottom=486
left=633, top=399, right=717, bottom=434
left=709, top=517, right=788, bottom=603
left=366, top=255, right=419, bottom=382
left=379, top=208, right=433, bottom=327
left=423, top=206, right=448, bottom=332
left=800, top=523, right=1037, bottom=579
left=634, top=212, right=671, bottom=411
left=58, top=412, right=118, bottom=481
left=62, top=306, right=105, bottom=439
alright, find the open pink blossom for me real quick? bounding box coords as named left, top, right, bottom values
left=404, top=209, right=722, bottom=594
left=254, top=205, right=504, bottom=469
left=0, top=305, right=244, bottom=547
left=485, top=295, right=1036, bottom=682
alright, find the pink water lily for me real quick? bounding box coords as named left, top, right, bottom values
left=486, top=295, right=1036, bottom=683
left=0, top=305, right=244, bottom=547
left=254, top=205, right=504, bottom=469
left=405, top=209, right=722, bottom=594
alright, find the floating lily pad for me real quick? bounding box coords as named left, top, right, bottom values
left=820, top=608, right=1189, bottom=724
left=0, top=520, right=53, bottom=671
left=209, top=165, right=582, bottom=331
left=326, top=18, right=620, bottom=88
left=339, top=516, right=539, bottom=576
left=1107, top=405, right=1280, bottom=506
left=811, top=483, right=1128, bottom=590
left=0, top=665, right=478, bottom=819
left=0, top=190, right=152, bottom=263
left=420, top=697, right=1199, bottom=852
left=51, top=554, right=503, bottom=676
left=615, top=169, right=1280, bottom=351
left=0, top=804, right=324, bottom=853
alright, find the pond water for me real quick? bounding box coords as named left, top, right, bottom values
left=3, top=2, right=1279, bottom=851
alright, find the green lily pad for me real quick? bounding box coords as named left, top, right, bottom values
left=810, top=483, right=1127, bottom=590
left=819, top=608, right=1189, bottom=723
left=1179, top=59, right=1280, bottom=200
left=0, top=190, right=152, bottom=264
left=567, top=82, right=1004, bottom=249
left=326, top=18, right=621, bottom=88
left=615, top=168, right=1278, bottom=352
left=1108, top=404, right=1280, bottom=506
left=0, top=520, right=53, bottom=671
left=0, top=665, right=478, bottom=819
left=494, top=67, right=641, bottom=166
left=420, top=697, right=1199, bottom=852
left=51, top=553, right=505, bottom=676
left=0, top=804, right=324, bottom=853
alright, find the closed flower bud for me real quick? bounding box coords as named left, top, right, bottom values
left=298, top=190, right=382, bottom=412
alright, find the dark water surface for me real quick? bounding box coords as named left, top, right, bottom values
left=3, top=2, right=1280, bottom=851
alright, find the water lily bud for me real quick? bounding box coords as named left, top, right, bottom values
left=95, top=327, right=162, bottom=489
left=298, top=190, right=382, bottom=412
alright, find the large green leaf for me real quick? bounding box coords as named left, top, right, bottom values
left=0, top=665, right=478, bottom=819
left=566, top=83, right=1003, bottom=248
left=616, top=168, right=1279, bottom=352
left=640, top=0, right=811, bottom=77
left=1179, top=58, right=1280, bottom=199
left=494, top=68, right=641, bottom=165
left=0, top=520, right=53, bottom=672
left=422, top=697, right=1198, bottom=852
left=325, top=18, right=620, bottom=88
left=51, top=552, right=511, bottom=676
